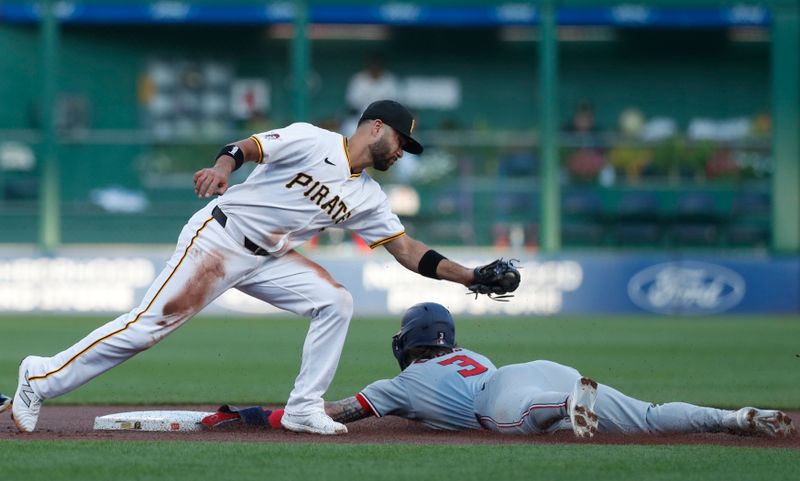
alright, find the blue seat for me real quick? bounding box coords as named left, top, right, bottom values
left=561, top=190, right=605, bottom=246
left=732, top=192, right=769, bottom=216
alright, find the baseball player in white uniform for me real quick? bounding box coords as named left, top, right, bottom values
left=202, top=303, right=796, bottom=439
left=9, top=100, right=504, bottom=435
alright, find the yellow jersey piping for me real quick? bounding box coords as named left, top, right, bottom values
left=249, top=135, right=264, bottom=164
left=369, top=231, right=406, bottom=249
left=344, top=136, right=361, bottom=178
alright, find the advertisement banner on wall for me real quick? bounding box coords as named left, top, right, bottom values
left=0, top=251, right=796, bottom=316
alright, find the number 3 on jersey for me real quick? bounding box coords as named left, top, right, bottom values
left=438, top=355, right=488, bottom=378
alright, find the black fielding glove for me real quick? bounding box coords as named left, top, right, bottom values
left=468, top=258, right=521, bottom=301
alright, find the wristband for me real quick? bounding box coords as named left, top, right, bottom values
left=216, top=144, right=245, bottom=171
left=418, top=249, right=446, bottom=280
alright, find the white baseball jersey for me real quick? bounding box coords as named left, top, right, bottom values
left=217, top=122, right=405, bottom=256
left=21, top=121, right=407, bottom=424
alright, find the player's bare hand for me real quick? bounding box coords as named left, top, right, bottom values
left=193, top=166, right=231, bottom=198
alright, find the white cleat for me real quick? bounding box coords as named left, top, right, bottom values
left=734, top=407, right=796, bottom=438
left=12, top=356, right=45, bottom=433
left=568, top=377, right=599, bottom=439
left=0, top=392, right=10, bottom=413
left=281, top=411, right=348, bottom=435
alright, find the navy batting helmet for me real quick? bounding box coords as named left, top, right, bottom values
left=392, top=302, right=456, bottom=370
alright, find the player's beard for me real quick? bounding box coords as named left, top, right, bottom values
left=369, top=136, right=396, bottom=172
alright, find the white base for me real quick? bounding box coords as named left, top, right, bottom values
left=94, top=410, right=213, bottom=432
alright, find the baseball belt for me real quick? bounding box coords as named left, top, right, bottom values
left=211, top=206, right=270, bottom=256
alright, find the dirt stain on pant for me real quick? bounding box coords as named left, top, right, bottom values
left=160, top=252, right=226, bottom=325
left=287, top=250, right=344, bottom=289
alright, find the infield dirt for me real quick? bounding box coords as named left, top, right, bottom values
left=1, top=405, right=798, bottom=448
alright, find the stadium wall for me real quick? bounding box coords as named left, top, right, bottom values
left=0, top=249, right=796, bottom=316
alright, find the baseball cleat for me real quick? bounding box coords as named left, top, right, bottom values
left=12, top=356, right=45, bottom=433
left=0, top=392, right=11, bottom=414
left=734, top=407, right=796, bottom=438
left=281, top=411, right=348, bottom=435
left=568, top=377, right=598, bottom=439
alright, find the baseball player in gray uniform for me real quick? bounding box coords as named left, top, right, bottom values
left=9, top=101, right=517, bottom=435
left=202, top=303, right=796, bottom=439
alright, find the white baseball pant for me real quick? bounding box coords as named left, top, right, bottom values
left=23, top=202, right=353, bottom=416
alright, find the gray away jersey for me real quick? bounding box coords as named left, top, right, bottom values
left=358, top=348, right=497, bottom=430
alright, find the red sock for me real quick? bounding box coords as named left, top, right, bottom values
left=268, top=409, right=284, bottom=429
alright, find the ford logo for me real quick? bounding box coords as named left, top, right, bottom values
left=628, top=261, right=745, bottom=315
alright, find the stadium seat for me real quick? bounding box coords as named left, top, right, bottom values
left=561, top=190, right=606, bottom=246
left=727, top=191, right=770, bottom=247
left=732, top=191, right=770, bottom=217
left=612, top=192, right=661, bottom=246
left=670, top=192, right=721, bottom=246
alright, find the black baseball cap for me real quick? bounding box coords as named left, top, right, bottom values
left=359, top=99, right=424, bottom=155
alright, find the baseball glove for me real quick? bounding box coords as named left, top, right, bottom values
left=468, top=258, right=521, bottom=301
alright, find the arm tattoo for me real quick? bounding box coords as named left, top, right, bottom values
left=325, top=397, right=371, bottom=424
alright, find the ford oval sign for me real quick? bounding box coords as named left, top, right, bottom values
left=628, top=261, right=746, bottom=315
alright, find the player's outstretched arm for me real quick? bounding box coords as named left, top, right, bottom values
left=383, top=235, right=474, bottom=286
left=202, top=396, right=373, bottom=430
left=193, top=137, right=261, bottom=198
left=325, top=396, right=373, bottom=424
left=383, top=235, right=521, bottom=300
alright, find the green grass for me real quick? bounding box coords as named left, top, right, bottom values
left=1, top=315, right=797, bottom=408
left=1, top=441, right=798, bottom=481
left=1, top=315, right=798, bottom=481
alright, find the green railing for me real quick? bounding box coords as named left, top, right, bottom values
left=2, top=0, right=796, bottom=252
left=0, top=128, right=772, bottom=249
